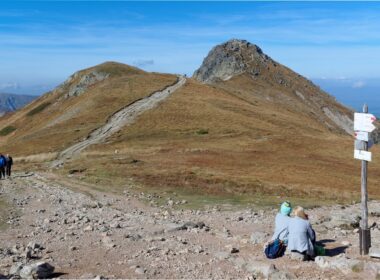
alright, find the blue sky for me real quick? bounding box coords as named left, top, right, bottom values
left=1, top=1, right=380, bottom=108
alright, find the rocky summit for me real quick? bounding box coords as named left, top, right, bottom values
left=194, top=39, right=353, bottom=135
left=193, top=39, right=273, bottom=83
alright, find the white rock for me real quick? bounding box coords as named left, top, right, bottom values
left=19, top=262, right=55, bottom=279
left=369, top=248, right=380, bottom=259
left=84, top=225, right=93, bottom=232
left=135, top=267, right=145, bottom=274
left=9, top=262, right=23, bottom=276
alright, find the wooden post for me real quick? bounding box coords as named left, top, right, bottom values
left=360, top=104, right=370, bottom=255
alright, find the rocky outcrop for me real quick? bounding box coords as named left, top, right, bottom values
left=65, top=71, right=109, bottom=98
left=193, top=39, right=274, bottom=83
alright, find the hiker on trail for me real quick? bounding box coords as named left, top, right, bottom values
left=0, top=154, right=5, bottom=179
left=271, top=201, right=292, bottom=243
left=287, top=206, right=316, bottom=260
left=5, top=154, right=13, bottom=177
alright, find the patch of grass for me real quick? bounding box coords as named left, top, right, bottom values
left=0, top=125, right=16, bottom=136
left=351, top=262, right=364, bottom=273
left=27, top=102, right=51, bottom=116
left=62, top=155, right=354, bottom=211
left=196, top=129, right=209, bottom=135
left=0, top=198, right=9, bottom=231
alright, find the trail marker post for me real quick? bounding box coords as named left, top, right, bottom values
left=354, top=104, right=377, bottom=255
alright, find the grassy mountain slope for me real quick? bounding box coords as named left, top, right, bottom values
left=0, top=62, right=177, bottom=155
left=1, top=40, right=378, bottom=207
left=64, top=78, right=380, bottom=205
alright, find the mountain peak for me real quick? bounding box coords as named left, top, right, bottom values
left=193, top=39, right=272, bottom=83
left=53, top=62, right=146, bottom=98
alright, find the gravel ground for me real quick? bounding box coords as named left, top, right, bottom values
left=0, top=172, right=380, bottom=279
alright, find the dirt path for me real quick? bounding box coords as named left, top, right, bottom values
left=1, top=172, right=380, bottom=279
left=51, top=76, right=186, bottom=168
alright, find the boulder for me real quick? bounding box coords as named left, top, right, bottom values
left=369, top=248, right=380, bottom=259
left=364, top=261, right=380, bottom=278
left=135, top=267, right=145, bottom=275
left=9, top=262, right=23, bottom=276
left=19, top=262, right=55, bottom=279
left=315, top=255, right=363, bottom=274
left=27, top=242, right=43, bottom=250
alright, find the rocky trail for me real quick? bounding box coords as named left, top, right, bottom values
left=1, top=172, right=380, bottom=279
left=51, top=76, right=186, bottom=168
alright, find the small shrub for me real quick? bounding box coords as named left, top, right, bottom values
left=0, top=126, right=16, bottom=136
left=27, top=102, right=51, bottom=116
left=196, top=129, right=209, bottom=135
left=351, top=262, right=364, bottom=273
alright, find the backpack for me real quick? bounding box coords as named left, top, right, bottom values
left=264, top=228, right=287, bottom=259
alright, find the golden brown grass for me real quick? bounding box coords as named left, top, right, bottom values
left=2, top=63, right=379, bottom=208
left=0, top=62, right=177, bottom=155
left=60, top=78, right=380, bottom=206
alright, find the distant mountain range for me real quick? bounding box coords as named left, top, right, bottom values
left=0, top=93, right=36, bottom=116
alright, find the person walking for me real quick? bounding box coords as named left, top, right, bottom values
left=271, top=201, right=292, bottom=243
left=0, top=154, right=5, bottom=179
left=5, top=154, right=13, bottom=177
left=287, top=206, right=316, bottom=260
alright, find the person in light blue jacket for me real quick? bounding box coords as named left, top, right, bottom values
left=287, top=206, right=316, bottom=259
left=271, top=201, right=292, bottom=243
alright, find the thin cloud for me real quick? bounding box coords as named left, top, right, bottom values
left=0, top=82, right=20, bottom=90
left=132, top=59, right=155, bottom=68
left=352, top=81, right=366, bottom=88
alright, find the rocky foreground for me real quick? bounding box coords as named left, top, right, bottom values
left=0, top=172, right=380, bottom=279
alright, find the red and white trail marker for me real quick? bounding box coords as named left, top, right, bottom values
left=355, top=131, right=370, bottom=142
left=354, top=113, right=377, bottom=132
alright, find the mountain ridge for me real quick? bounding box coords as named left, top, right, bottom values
left=193, top=39, right=353, bottom=135
left=0, top=93, right=36, bottom=116
left=0, top=41, right=378, bottom=203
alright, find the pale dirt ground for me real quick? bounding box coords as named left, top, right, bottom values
left=0, top=172, right=379, bottom=279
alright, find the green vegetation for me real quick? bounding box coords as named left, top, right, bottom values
left=27, top=102, right=51, bottom=116
left=0, top=198, right=9, bottom=230
left=196, top=129, right=209, bottom=135
left=0, top=125, right=16, bottom=136
left=351, top=262, right=364, bottom=273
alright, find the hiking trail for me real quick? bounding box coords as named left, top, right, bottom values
left=51, top=76, right=186, bottom=167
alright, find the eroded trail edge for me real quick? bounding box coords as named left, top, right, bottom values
left=52, top=76, right=186, bottom=167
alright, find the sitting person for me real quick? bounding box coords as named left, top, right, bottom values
left=271, top=201, right=292, bottom=243
left=287, top=206, right=316, bottom=260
